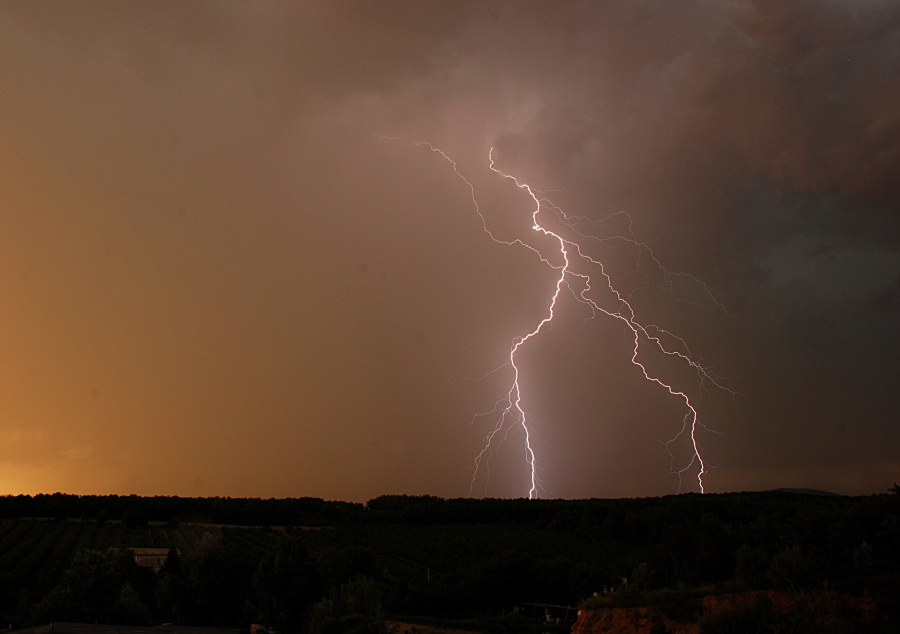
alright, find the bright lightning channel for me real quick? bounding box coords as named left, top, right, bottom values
left=415, top=142, right=731, bottom=499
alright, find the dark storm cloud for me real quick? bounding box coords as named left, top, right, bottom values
left=1, top=0, right=897, bottom=499
left=363, top=0, right=900, bottom=494
left=869, top=273, right=900, bottom=313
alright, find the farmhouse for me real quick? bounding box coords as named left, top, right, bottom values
left=129, top=547, right=177, bottom=573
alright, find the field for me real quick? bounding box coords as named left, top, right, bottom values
left=0, top=490, right=897, bottom=632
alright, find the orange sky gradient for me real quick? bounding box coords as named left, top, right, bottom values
left=2, top=1, right=898, bottom=501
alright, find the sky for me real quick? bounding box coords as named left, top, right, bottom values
left=1, top=1, right=898, bottom=502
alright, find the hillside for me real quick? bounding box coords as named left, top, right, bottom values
left=0, top=490, right=898, bottom=633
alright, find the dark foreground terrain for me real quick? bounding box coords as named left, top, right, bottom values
left=1, top=488, right=898, bottom=633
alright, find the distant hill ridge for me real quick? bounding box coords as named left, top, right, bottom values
left=772, top=488, right=844, bottom=496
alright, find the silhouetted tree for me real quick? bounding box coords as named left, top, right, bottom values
left=37, top=549, right=121, bottom=623
left=163, top=547, right=183, bottom=576
left=307, top=576, right=385, bottom=634
left=735, top=544, right=769, bottom=589
left=253, top=537, right=321, bottom=630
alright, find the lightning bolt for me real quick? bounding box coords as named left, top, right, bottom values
left=409, top=141, right=732, bottom=499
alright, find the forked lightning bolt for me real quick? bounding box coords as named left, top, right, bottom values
left=412, top=141, right=731, bottom=499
